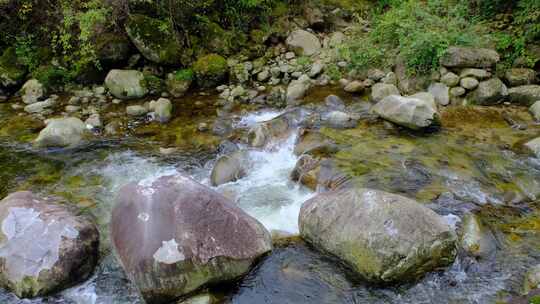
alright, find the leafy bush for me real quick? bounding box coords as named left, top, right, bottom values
left=174, top=69, right=195, bottom=81
left=32, top=65, right=71, bottom=90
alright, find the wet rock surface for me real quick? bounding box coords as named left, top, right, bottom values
left=111, top=175, right=272, bottom=303
left=0, top=191, right=99, bottom=298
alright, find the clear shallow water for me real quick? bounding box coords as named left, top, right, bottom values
left=0, top=106, right=539, bottom=303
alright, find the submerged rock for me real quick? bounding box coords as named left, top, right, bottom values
left=460, top=213, right=495, bottom=258
left=508, top=85, right=540, bottom=106
left=210, top=150, right=249, bottom=186
left=0, top=191, right=98, bottom=298
left=34, top=117, right=88, bottom=148
left=372, top=95, right=439, bottom=130
left=286, top=30, right=321, bottom=56
left=299, top=188, right=457, bottom=283
left=439, top=47, right=500, bottom=68
left=467, top=78, right=508, bottom=105
left=111, top=175, right=272, bottom=303
left=105, top=70, right=147, bottom=99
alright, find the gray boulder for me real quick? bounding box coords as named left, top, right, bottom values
left=525, top=137, right=540, bottom=157
left=24, top=96, right=58, bottom=114
left=299, top=188, right=457, bottom=283
left=371, top=83, right=400, bottom=103
left=149, top=98, right=173, bottom=123
left=35, top=117, right=87, bottom=148
left=468, top=78, right=508, bottom=105
left=505, top=68, right=536, bottom=87
left=286, top=30, right=321, bottom=56
left=428, top=83, right=450, bottom=106
left=286, top=75, right=311, bottom=104
left=440, top=47, right=500, bottom=68
left=126, top=105, right=148, bottom=116
left=105, top=70, right=148, bottom=100
left=450, top=87, right=466, bottom=97
left=530, top=101, right=540, bottom=121
left=344, top=81, right=364, bottom=93
left=111, top=175, right=272, bottom=303
left=440, top=72, right=460, bottom=87
left=409, top=92, right=438, bottom=110
left=210, top=150, right=249, bottom=186
left=324, top=111, right=358, bottom=129
left=460, top=77, right=479, bottom=90
left=248, top=110, right=301, bottom=147
left=372, top=95, right=439, bottom=130
left=459, top=68, right=491, bottom=79
left=508, top=85, right=540, bottom=106
left=21, top=79, right=44, bottom=104
left=0, top=191, right=98, bottom=298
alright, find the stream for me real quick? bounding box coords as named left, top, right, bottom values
left=0, top=97, right=539, bottom=303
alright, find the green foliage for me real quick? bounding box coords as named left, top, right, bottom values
left=32, top=65, right=71, bottom=90
left=142, top=74, right=164, bottom=94
left=174, top=69, right=195, bottom=81
left=14, top=35, right=39, bottom=72
left=193, top=54, right=228, bottom=76
left=343, top=0, right=482, bottom=74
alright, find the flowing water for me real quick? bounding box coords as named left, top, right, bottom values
left=0, top=95, right=539, bottom=303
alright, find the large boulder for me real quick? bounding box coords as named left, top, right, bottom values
left=34, top=117, right=88, bottom=148
left=371, top=83, right=400, bottom=103
left=105, top=70, right=148, bottom=99
left=371, top=95, right=439, bottom=130
left=286, top=75, right=311, bottom=104
left=467, top=78, right=508, bottom=105
left=299, top=188, right=457, bottom=283
left=0, top=191, right=98, bottom=298
left=210, top=150, right=249, bottom=186
left=111, top=175, right=272, bottom=303
left=285, top=30, right=321, bottom=56
left=193, top=54, right=228, bottom=89
left=427, top=83, right=450, bottom=106
left=505, top=68, right=537, bottom=87
left=20, top=79, right=44, bottom=104
left=125, top=14, right=184, bottom=65
left=508, top=85, right=540, bottom=106
left=439, top=47, right=500, bottom=68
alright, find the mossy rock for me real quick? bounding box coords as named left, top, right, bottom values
left=0, top=47, right=27, bottom=90
left=125, top=14, right=184, bottom=66
left=193, top=54, right=228, bottom=88
left=95, top=32, right=131, bottom=64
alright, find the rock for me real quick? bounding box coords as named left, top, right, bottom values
left=105, top=70, right=147, bottom=100
left=409, top=92, right=437, bottom=110
left=290, top=155, right=320, bottom=190
left=505, top=68, right=537, bottom=87
left=460, top=77, right=479, bottom=90
left=257, top=70, right=270, bottom=82
left=166, top=73, right=192, bottom=98
left=530, top=101, right=540, bottom=121
left=367, top=69, right=386, bottom=82
left=344, top=81, right=364, bottom=93
left=308, top=62, right=324, bottom=78
left=395, top=58, right=430, bottom=94
left=104, top=120, right=122, bottom=135
left=460, top=213, right=495, bottom=258
left=372, top=95, right=439, bottom=130
left=467, top=78, right=508, bottom=105
left=508, top=85, right=540, bottom=106
left=0, top=191, right=98, bottom=298
left=285, top=30, right=321, bottom=56
left=299, top=188, right=456, bottom=283
left=523, top=264, right=540, bottom=295
left=440, top=72, right=460, bottom=87
left=324, top=111, right=358, bottom=129
left=248, top=111, right=299, bottom=147
left=439, top=47, right=500, bottom=68
left=293, top=129, right=337, bottom=156
left=149, top=98, right=173, bottom=123
left=126, top=105, right=148, bottom=117
left=193, top=54, right=228, bottom=88
left=371, top=83, right=400, bottom=102
left=84, top=114, right=102, bottom=129
left=304, top=7, right=324, bottom=28
left=285, top=52, right=296, bottom=60
left=286, top=75, right=311, bottom=104
left=210, top=150, right=249, bottom=186
left=525, top=137, right=540, bottom=157
left=178, top=293, right=216, bottom=304
left=35, top=117, right=87, bottom=148
left=450, top=87, right=466, bottom=97
left=21, top=79, right=44, bottom=104
left=459, top=68, right=491, bottom=79
left=24, top=96, right=58, bottom=114
left=428, top=83, right=450, bottom=106
left=325, top=95, right=345, bottom=110
left=125, top=14, right=184, bottom=65
left=111, top=175, right=272, bottom=303
left=328, top=32, right=345, bottom=48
